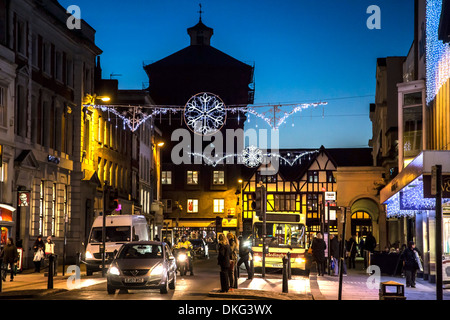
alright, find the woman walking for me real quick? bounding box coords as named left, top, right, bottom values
left=33, top=235, right=45, bottom=273
left=217, top=234, right=231, bottom=293
left=227, top=233, right=239, bottom=290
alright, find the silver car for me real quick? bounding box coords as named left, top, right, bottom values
left=106, top=241, right=177, bottom=294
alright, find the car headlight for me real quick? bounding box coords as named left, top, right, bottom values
left=85, top=251, right=93, bottom=259
left=108, top=266, right=120, bottom=276
left=151, top=264, right=164, bottom=276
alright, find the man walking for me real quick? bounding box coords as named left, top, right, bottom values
left=400, top=241, right=421, bottom=288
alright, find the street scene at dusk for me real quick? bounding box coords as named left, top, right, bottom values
left=0, top=0, right=450, bottom=314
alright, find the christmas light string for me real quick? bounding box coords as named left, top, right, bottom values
left=84, top=99, right=327, bottom=133
left=187, top=147, right=318, bottom=168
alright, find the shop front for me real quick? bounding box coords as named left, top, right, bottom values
left=0, top=204, right=15, bottom=248
left=381, top=151, right=450, bottom=283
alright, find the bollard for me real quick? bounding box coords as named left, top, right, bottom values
left=282, top=256, right=288, bottom=293
left=47, top=254, right=54, bottom=289
left=0, top=258, right=3, bottom=293
left=250, top=253, right=254, bottom=279
left=287, top=252, right=292, bottom=280
left=234, top=262, right=239, bottom=289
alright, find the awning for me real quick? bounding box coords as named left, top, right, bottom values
left=0, top=204, right=16, bottom=222
left=170, top=220, right=215, bottom=228
left=380, top=151, right=450, bottom=218
left=381, top=151, right=450, bottom=204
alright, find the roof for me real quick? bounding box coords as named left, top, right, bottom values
left=145, top=45, right=252, bottom=69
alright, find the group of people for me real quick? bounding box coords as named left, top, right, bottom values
left=0, top=235, right=56, bottom=282
left=217, top=233, right=253, bottom=293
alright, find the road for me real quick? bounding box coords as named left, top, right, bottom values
left=40, top=253, right=239, bottom=300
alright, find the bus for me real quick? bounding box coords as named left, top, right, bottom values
left=251, top=212, right=307, bottom=271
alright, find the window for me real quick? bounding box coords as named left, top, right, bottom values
left=39, top=181, right=45, bottom=236
left=308, top=171, right=319, bottom=183
left=187, top=199, right=198, bottom=213
left=187, top=171, right=198, bottom=184
left=326, top=171, right=336, bottom=183
left=162, top=171, right=172, bottom=185
left=307, top=194, right=318, bottom=219
left=213, top=171, right=224, bottom=184
left=0, top=87, right=5, bottom=127
left=55, top=51, right=63, bottom=82
left=213, top=199, right=225, bottom=213
left=66, top=57, right=74, bottom=87
left=17, top=20, right=26, bottom=55
left=43, top=42, right=52, bottom=75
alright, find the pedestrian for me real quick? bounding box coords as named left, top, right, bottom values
left=364, top=231, right=377, bottom=268
left=339, top=235, right=348, bottom=276
left=33, top=235, right=45, bottom=273
left=0, top=238, right=18, bottom=281
left=237, top=235, right=253, bottom=280
left=217, top=234, right=231, bottom=293
left=227, top=233, right=238, bottom=290
left=400, top=241, right=421, bottom=288
left=45, top=236, right=56, bottom=275
left=347, top=235, right=357, bottom=269
left=311, top=232, right=326, bottom=276
left=329, top=234, right=339, bottom=276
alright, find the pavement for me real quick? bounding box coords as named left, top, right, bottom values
left=1, top=258, right=449, bottom=300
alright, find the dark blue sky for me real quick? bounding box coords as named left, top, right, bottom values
left=59, top=0, right=414, bottom=149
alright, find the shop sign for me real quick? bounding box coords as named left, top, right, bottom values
left=18, top=191, right=30, bottom=207
left=423, top=175, right=450, bottom=198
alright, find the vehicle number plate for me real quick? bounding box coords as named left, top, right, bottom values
left=272, top=264, right=283, bottom=268
left=124, top=278, right=145, bottom=283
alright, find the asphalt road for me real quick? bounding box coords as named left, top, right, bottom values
left=41, top=253, right=227, bottom=300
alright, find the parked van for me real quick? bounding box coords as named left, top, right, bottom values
left=84, top=215, right=150, bottom=276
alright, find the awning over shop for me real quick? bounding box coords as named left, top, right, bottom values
left=0, top=204, right=16, bottom=222
left=380, top=151, right=450, bottom=218
left=166, top=220, right=215, bottom=228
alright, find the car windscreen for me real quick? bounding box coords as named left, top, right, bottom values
left=118, top=244, right=163, bottom=259
left=89, top=226, right=131, bottom=243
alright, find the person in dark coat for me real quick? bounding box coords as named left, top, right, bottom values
left=347, top=235, right=358, bottom=269
left=1, top=238, right=18, bottom=281
left=217, top=234, right=231, bottom=292
left=329, top=234, right=339, bottom=275
left=400, top=241, right=421, bottom=288
left=237, top=235, right=253, bottom=280
left=311, top=233, right=326, bottom=276
left=33, top=235, right=45, bottom=273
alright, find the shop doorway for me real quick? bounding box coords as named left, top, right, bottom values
left=351, top=211, right=373, bottom=245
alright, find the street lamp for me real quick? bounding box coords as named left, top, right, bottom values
left=238, top=179, right=243, bottom=236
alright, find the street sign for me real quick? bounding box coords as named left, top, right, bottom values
left=431, top=166, right=437, bottom=196
left=324, top=191, right=336, bottom=201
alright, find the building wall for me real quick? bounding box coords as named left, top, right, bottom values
left=6, top=0, right=101, bottom=267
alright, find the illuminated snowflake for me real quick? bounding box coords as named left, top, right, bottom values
left=242, top=146, right=263, bottom=168
left=184, top=92, right=227, bottom=136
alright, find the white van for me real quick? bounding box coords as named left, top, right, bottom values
left=84, top=215, right=150, bottom=276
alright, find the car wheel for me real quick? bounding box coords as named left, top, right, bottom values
left=169, top=271, right=176, bottom=290
left=160, top=276, right=169, bottom=294
left=107, top=283, right=116, bottom=295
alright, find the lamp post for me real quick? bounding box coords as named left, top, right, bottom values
left=238, top=179, right=243, bottom=237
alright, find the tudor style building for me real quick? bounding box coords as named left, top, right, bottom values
left=241, top=147, right=386, bottom=249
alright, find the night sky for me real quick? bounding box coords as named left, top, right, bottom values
left=58, top=0, right=414, bottom=149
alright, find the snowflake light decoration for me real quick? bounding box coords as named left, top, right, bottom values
left=184, top=92, right=227, bottom=136
left=242, top=146, right=263, bottom=168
